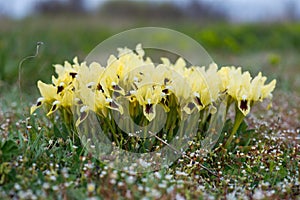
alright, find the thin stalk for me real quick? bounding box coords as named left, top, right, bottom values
left=104, top=115, right=120, bottom=146
left=224, top=107, right=245, bottom=149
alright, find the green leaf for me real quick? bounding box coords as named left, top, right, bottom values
left=1, top=140, right=19, bottom=162
left=66, top=188, right=86, bottom=200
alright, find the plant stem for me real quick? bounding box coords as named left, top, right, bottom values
left=225, top=95, right=233, bottom=117
left=224, top=107, right=245, bottom=149
left=105, top=114, right=120, bottom=146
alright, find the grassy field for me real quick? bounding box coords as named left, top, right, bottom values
left=0, top=16, right=299, bottom=199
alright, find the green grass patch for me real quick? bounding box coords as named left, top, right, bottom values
left=0, top=17, right=299, bottom=199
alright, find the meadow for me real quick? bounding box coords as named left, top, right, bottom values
left=0, top=16, right=299, bottom=199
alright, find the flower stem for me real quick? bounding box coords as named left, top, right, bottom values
left=224, top=107, right=245, bottom=149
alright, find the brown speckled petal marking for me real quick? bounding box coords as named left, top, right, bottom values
left=57, top=85, right=64, bottom=94
left=97, top=83, right=104, bottom=93
left=145, top=104, right=153, bottom=114
left=46, top=101, right=61, bottom=116
left=194, top=96, right=203, bottom=107
left=240, top=99, right=248, bottom=111
left=69, top=72, right=77, bottom=79
left=238, top=99, right=251, bottom=116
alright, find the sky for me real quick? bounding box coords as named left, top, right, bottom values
left=220, top=0, right=300, bottom=22
left=0, top=0, right=300, bottom=22
left=0, top=0, right=105, bottom=18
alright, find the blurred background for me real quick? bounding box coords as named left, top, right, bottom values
left=0, top=0, right=299, bottom=98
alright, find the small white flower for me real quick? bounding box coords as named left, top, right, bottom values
left=50, top=175, right=56, bottom=181
left=175, top=193, right=185, bottom=200
left=158, top=183, right=167, bottom=188
left=126, top=176, right=136, bottom=184
left=14, top=183, right=21, bottom=190
left=165, top=174, right=173, bottom=180
left=52, top=185, right=59, bottom=191
left=175, top=170, right=188, bottom=176
left=154, top=171, right=161, bottom=179
left=253, top=188, right=264, bottom=200
left=87, top=183, right=96, bottom=193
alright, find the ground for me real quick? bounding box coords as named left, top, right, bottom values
left=0, top=17, right=299, bottom=199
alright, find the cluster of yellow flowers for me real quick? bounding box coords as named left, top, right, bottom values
left=31, top=44, right=276, bottom=133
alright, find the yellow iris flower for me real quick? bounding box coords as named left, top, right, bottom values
left=221, top=67, right=276, bottom=116
left=182, top=66, right=212, bottom=114
left=31, top=44, right=277, bottom=149
left=134, top=85, right=163, bottom=121
left=31, top=57, right=80, bottom=115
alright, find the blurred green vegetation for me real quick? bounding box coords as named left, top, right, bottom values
left=0, top=16, right=299, bottom=96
